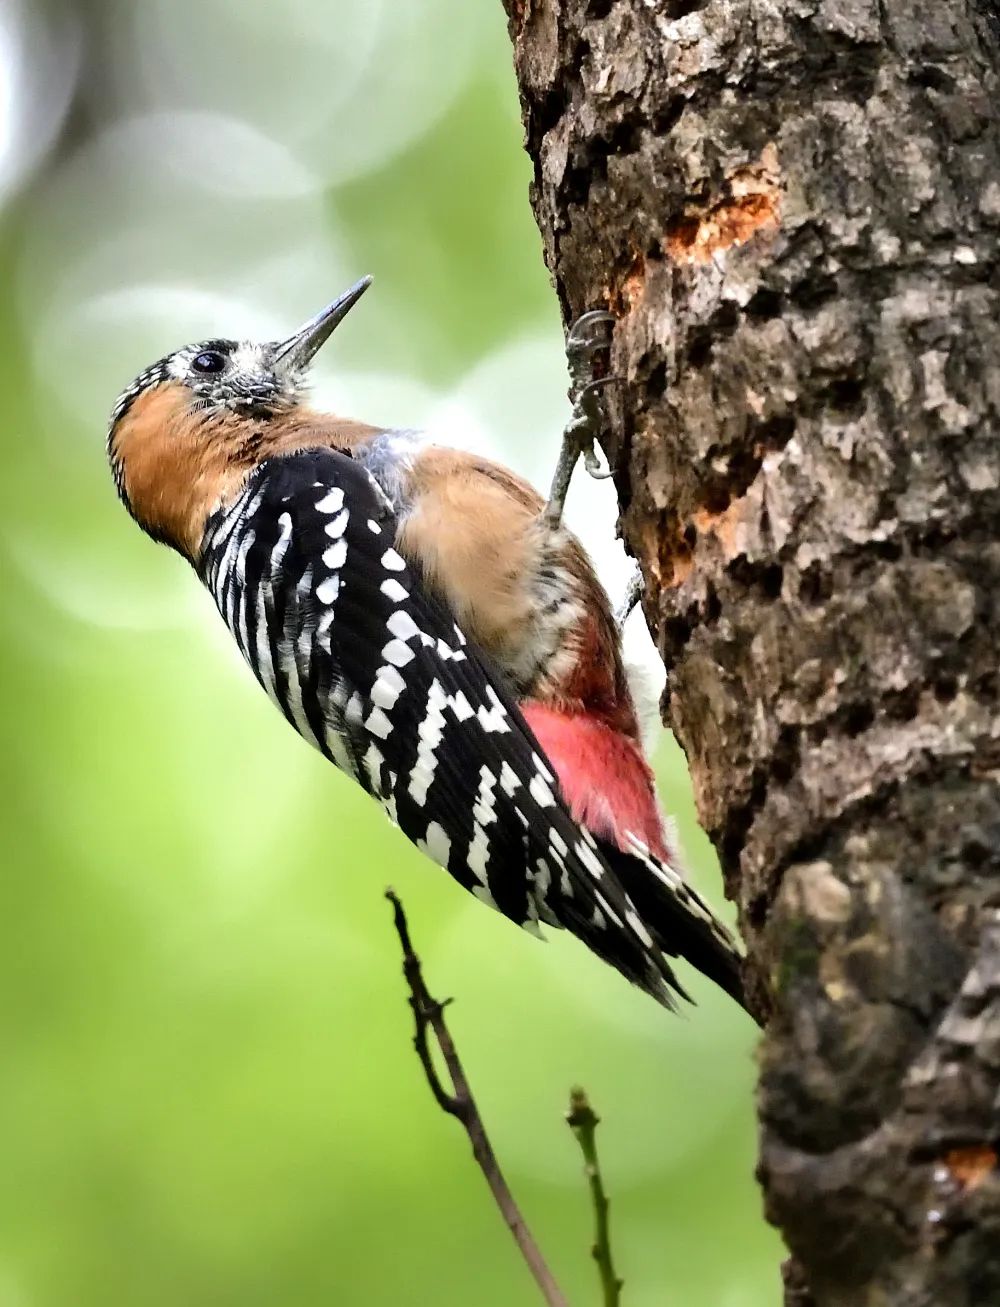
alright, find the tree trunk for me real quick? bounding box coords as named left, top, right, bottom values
left=500, top=2, right=1000, bottom=1303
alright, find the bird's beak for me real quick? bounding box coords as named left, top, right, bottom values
left=271, top=276, right=373, bottom=373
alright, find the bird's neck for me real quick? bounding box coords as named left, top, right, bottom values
left=112, top=388, right=384, bottom=561
left=255, top=407, right=385, bottom=459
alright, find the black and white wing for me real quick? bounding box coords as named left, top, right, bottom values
left=199, top=447, right=731, bottom=1007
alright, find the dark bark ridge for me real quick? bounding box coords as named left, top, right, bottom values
left=502, top=1, right=1000, bottom=1303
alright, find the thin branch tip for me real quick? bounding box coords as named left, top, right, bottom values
left=567, top=1086, right=623, bottom=1306
left=567, top=1085, right=601, bottom=1128
left=386, top=890, right=569, bottom=1307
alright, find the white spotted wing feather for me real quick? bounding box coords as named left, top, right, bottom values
left=199, top=447, right=743, bottom=1008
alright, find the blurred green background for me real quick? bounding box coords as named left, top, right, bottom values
left=0, top=1, right=779, bottom=1303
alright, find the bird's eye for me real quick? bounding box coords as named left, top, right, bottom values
left=191, top=350, right=226, bottom=374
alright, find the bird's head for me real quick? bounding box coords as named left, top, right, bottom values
left=107, top=277, right=372, bottom=556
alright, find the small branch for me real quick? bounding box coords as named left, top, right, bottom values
left=567, top=1087, right=624, bottom=1307
left=386, top=889, right=570, bottom=1307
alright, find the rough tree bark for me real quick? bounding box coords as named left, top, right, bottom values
left=501, top=2, right=1000, bottom=1303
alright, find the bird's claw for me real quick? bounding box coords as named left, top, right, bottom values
left=571, top=374, right=622, bottom=482
left=615, top=566, right=645, bottom=630
left=566, top=308, right=615, bottom=353
left=565, top=310, right=615, bottom=389
left=582, top=443, right=612, bottom=480
left=544, top=310, right=620, bottom=527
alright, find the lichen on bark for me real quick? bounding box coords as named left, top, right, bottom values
left=501, top=1, right=1000, bottom=1302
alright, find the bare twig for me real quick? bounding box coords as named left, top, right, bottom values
left=567, top=1087, right=623, bottom=1307
left=385, top=889, right=569, bottom=1307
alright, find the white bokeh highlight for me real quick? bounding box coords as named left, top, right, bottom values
left=114, top=0, right=492, bottom=186
left=0, top=0, right=81, bottom=204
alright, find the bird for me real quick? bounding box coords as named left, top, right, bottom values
left=106, top=275, right=747, bottom=1013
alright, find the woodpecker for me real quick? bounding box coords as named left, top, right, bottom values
left=107, top=276, right=747, bottom=1012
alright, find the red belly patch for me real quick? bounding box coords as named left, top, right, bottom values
left=521, top=702, right=669, bottom=861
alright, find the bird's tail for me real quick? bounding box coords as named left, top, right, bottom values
left=592, top=832, right=749, bottom=1014
left=521, top=701, right=749, bottom=1012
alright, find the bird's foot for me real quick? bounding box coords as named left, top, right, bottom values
left=544, top=310, right=619, bottom=529
left=614, top=565, right=645, bottom=631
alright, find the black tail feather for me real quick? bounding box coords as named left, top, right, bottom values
left=593, top=834, right=751, bottom=1015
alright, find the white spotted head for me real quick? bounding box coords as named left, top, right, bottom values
left=108, top=277, right=372, bottom=459
left=105, top=278, right=372, bottom=556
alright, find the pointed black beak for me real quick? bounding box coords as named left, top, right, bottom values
left=271, top=276, right=373, bottom=373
